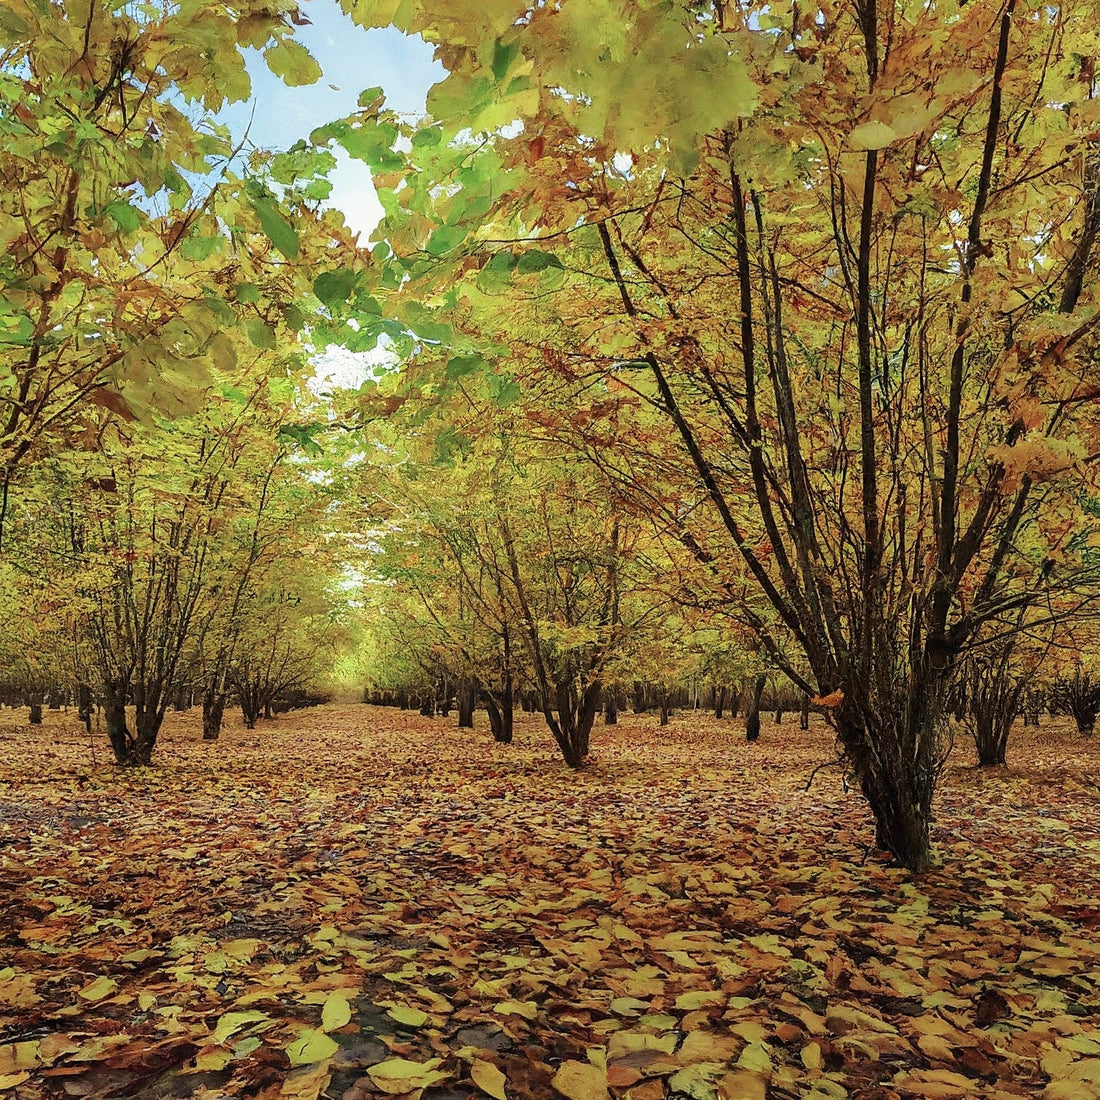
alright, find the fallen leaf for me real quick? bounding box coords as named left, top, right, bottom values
left=471, top=1057, right=509, bottom=1099
left=553, top=1059, right=609, bottom=1100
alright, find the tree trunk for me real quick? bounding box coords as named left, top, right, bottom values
left=774, top=706, right=784, bottom=725
left=550, top=679, right=601, bottom=767
left=203, top=687, right=227, bottom=741
left=604, top=690, right=618, bottom=725
left=131, top=706, right=160, bottom=765
left=77, top=684, right=94, bottom=734
left=714, top=685, right=726, bottom=720
left=727, top=690, right=741, bottom=719
left=800, top=695, right=810, bottom=730
left=28, top=694, right=43, bottom=725
left=834, top=677, right=945, bottom=873
left=631, top=681, right=648, bottom=713
left=971, top=673, right=1022, bottom=767
left=745, top=673, right=766, bottom=742
left=240, top=681, right=262, bottom=729
left=105, top=699, right=130, bottom=763
left=457, top=680, right=476, bottom=728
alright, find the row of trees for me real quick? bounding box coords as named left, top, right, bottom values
left=0, top=0, right=366, bottom=762
left=0, top=376, right=350, bottom=763
left=356, top=420, right=1100, bottom=769
left=320, top=0, right=1100, bottom=871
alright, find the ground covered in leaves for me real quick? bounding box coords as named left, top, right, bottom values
left=2, top=705, right=1100, bottom=1100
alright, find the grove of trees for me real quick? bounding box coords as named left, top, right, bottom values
left=4, top=0, right=1100, bottom=873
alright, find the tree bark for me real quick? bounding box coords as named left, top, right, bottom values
left=203, top=686, right=227, bottom=741
left=604, top=690, right=618, bottom=725
left=745, top=673, right=766, bottom=742
left=457, top=679, right=476, bottom=728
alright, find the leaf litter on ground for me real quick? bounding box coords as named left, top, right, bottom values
left=1, top=704, right=1099, bottom=1100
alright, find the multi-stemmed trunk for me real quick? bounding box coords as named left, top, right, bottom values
left=549, top=679, right=602, bottom=768
left=966, top=656, right=1026, bottom=767
left=203, top=684, right=228, bottom=741
left=456, top=679, right=476, bottom=728
left=485, top=688, right=514, bottom=743
left=103, top=677, right=163, bottom=767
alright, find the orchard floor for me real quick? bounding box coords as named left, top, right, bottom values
left=2, top=706, right=1100, bottom=1100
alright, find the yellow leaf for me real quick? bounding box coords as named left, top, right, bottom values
left=78, top=976, right=118, bottom=1001
left=677, top=1032, right=740, bottom=1063
left=674, top=990, right=725, bottom=1010
left=321, top=993, right=352, bottom=1032
left=718, top=1070, right=767, bottom=1100
left=668, top=1062, right=724, bottom=1098
left=736, top=1043, right=772, bottom=1075
left=282, top=1063, right=332, bottom=1100
left=1045, top=1082, right=1100, bottom=1100
left=193, top=1045, right=234, bottom=1071
left=471, top=1058, right=509, bottom=1100
left=386, top=1004, right=428, bottom=1027
left=800, top=1042, right=823, bottom=1071
left=0, top=1041, right=40, bottom=1075
left=552, top=1059, right=609, bottom=1100
left=212, top=1009, right=269, bottom=1045
left=285, top=1029, right=339, bottom=1067
left=367, top=1056, right=448, bottom=1095
left=849, top=121, right=897, bottom=150
left=493, top=999, right=538, bottom=1019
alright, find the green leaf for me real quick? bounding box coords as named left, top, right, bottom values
left=434, top=426, right=470, bottom=465
left=264, top=39, right=322, bottom=87
left=488, top=373, right=520, bottom=407
left=477, top=252, right=517, bottom=293
left=426, top=225, right=466, bottom=257
left=412, top=127, right=442, bottom=148
left=0, top=7, right=30, bottom=37
left=180, top=234, right=223, bottom=262
left=446, top=355, right=486, bottom=379
left=105, top=200, right=141, bottom=234
left=314, top=269, right=360, bottom=309
left=235, top=283, right=261, bottom=305
left=282, top=303, right=306, bottom=331
left=250, top=196, right=300, bottom=260
left=285, top=1029, right=339, bottom=1066
left=491, top=36, right=520, bottom=81
left=245, top=319, right=277, bottom=350
left=516, top=251, right=562, bottom=275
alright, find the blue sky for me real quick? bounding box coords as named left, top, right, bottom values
left=220, top=0, right=445, bottom=237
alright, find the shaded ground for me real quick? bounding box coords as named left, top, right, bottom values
left=1, top=704, right=1099, bottom=1100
